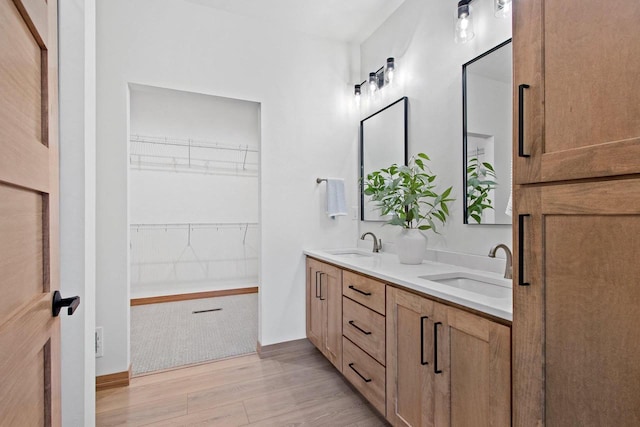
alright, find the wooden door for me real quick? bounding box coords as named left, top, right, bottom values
left=441, top=305, right=510, bottom=427
left=305, top=258, right=323, bottom=351
left=0, top=0, right=60, bottom=425
left=514, top=180, right=640, bottom=426
left=320, top=261, right=342, bottom=372
left=386, top=287, right=434, bottom=427
left=513, top=0, right=640, bottom=184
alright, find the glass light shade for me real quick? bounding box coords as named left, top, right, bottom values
left=494, top=0, right=511, bottom=18
left=369, top=72, right=378, bottom=92
left=386, top=57, right=395, bottom=83
left=455, top=15, right=475, bottom=43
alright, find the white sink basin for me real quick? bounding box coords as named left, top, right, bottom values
left=418, top=272, right=511, bottom=299
left=325, top=249, right=373, bottom=258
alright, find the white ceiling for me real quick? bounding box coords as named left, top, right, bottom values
left=184, top=0, right=406, bottom=43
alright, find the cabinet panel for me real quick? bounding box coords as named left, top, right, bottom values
left=445, top=307, right=510, bottom=427
left=343, top=270, right=386, bottom=315
left=306, top=259, right=323, bottom=350
left=514, top=180, right=640, bottom=426
left=513, top=0, right=640, bottom=184
left=386, top=287, right=434, bottom=427
left=343, top=296, right=386, bottom=365
left=305, top=258, right=342, bottom=372
left=343, top=337, right=386, bottom=416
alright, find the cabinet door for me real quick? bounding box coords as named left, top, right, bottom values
left=513, top=0, right=640, bottom=184
left=321, top=261, right=343, bottom=372
left=440, top=305, right=511, bottom=427
left=306, top=258, right=324, bottom=351
left=514, top=180, right=640, bottom=426
left=386, top=287, right=435, bottom=427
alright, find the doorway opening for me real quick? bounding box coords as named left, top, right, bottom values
left=127, top=84, right=260, bottom=375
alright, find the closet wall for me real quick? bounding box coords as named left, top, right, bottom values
left=129, top=85, right=260, bottom=298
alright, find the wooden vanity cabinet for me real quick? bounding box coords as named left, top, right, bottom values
left=305, top=257, right=342, bottom=372
left=387, top=286, right=510, bottom=427
left=513, top=0, right=640, bottom=185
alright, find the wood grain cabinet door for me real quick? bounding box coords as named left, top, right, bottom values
left=438, top=305, right=511, bottom=427
left=321, top=261, right=343, bottom=372
left=0, top=0, right=61, bottom=424
left=514, top=180, right=640, bottom=426
left=513, top=0, right=640, bottom=184
left=306, top=259, right=324, bottom=351
left=386, top=287, right=435, bottom=427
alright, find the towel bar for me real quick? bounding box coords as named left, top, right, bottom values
left=316, top=178, right=327, bottom=183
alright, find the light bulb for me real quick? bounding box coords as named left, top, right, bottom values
left=369, top=72, right=378, bottom=93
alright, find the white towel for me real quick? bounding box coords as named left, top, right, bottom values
left=326, top=178, right=348, bottom=218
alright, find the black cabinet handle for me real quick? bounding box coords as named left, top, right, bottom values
left=319, top=272, right=326, bottom=301
left=348, top=363, right=372, bottom=383
left=420, top=316, right=429, bottom=365
left=518, top=214, right=531, bottom=286
left=518, top=84, right=531, bottom=158
left=315, top=271, right=321, bottom=298
left=348, top=320, right=372, bottom=335
left=348, top=285, right=371, bottom=296
left=52, top=291, right=80, bottom=317
left=434, top=322, right=442, bottom=374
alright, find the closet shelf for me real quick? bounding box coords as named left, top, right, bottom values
left=129, top=134, right=259, bottom=176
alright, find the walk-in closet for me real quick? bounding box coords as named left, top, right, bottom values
left=128, top=85, right=260, bottom=375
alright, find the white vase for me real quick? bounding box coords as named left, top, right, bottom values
left=396, top=228, right=427, bottom=265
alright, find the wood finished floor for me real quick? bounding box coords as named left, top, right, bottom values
left=96, top=339, right=389, bottom=426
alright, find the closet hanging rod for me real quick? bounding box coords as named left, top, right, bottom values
left=130, top=134, right=259, bottom=153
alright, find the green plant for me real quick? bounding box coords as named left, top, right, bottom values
left=466, top=156, right=497, bottom=224
left=364, top=153, right=454, bottom=231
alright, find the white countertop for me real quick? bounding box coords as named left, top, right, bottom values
left=303, top=248, right=512, bottom=321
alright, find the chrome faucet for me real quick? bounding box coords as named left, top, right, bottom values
left=360, top=232, right=381, bottom=253
left=488, top=244, right=512, bottom=279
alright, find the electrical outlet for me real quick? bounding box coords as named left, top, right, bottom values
left=95, top=327, right=104, bottom=358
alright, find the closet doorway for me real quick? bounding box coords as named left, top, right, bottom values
left=127, top=85, right=260, bottom=375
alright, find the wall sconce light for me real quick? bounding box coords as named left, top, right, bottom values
left=354, top=57, right=397, bottom=103
left=494, top=0, right=511, bottom=18
left=386, top=57, right=395, bottom=83
left=369, top=72, right=378, bottom=93
left=455, top=0, right=475, bottom=44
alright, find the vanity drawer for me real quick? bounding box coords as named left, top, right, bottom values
left=342, top=271, right=386, bottom=315
left=343, top=297, right=386, bottom=365
left=343, top=337, right=386, bottom=416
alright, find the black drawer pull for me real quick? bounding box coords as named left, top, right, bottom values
left=420, top=315, right=429, bottom=365
left=434, top=322, right=443, bottom=374
left=518, top=214, right=531, bottom=286
left=348, top=285, right=372, bottom=296
left=348, top=320, right=372, bottom=335
left=318, top=272, right=326, bottom=300
left=518, top=83, right=531, bottom=158
left=348, top=363, right=372, bottom=383
left=315, top=271, right=321, bottom=298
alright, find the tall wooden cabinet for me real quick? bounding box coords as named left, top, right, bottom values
left=513, top=1, right=640, bottom=425
left=305, top=258, right=342, bottom=371
left=387, top=287, right=510, bottom=427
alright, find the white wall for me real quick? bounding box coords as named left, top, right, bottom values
left=96, top=0, right=358, bottom=375
left=128, top=86, right=260, bottom=298
left=59, top=0, right=96, bottom=425
left=358, top=0, right=512, bottom=256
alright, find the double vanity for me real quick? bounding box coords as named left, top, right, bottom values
left=304, top=248, right=511, bottom=426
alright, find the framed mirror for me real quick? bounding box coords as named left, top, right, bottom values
left=360, top=97, right=408, bottom=221
left=463, top=39, right=512, bottom=225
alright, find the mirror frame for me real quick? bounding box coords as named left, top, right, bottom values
left=360, top=96, right=408, bottom=221
left=462, top=38, right=512, bottom=225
